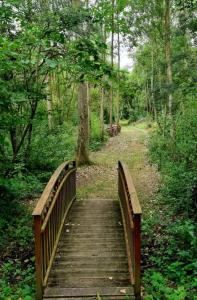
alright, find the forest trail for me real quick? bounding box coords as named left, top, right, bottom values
left=39, top=123, right=158, bottom=300
left=77, top=123, right=159, bottom=214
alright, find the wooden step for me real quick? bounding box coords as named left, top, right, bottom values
left=44, top=286, right=134, bottom=299
left=63, top=224, right=123, bottom=229
left=47, top=277, right=131, bottom=287
left=44, top=298, right=134, bottom=300
left=57, top=244, right=125, bottom=252
left=60, top=232, right=124, bottom=239
left=50, top=269, right=130, bottom=277
left=52, top=266, right=129, bottom=273
left=59, top=237, right=126, bottom=244
left=53, top=261, right=128, bottom=269
left=44, top=294, right=134, bottom=299
left=66, top=218, right=122, bottom=225
left=53, top=256, right=128, bottom=265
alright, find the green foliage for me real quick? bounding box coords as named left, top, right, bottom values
left=0, top=0, right=196, bottom=298
left=0, top=196, right=35, bottom=299
left=30, top=121, right=77, bottom=170
left=143, top=99, right=197, bottom=298
left=149, top=100, right=197, bottom=217
left=142, top=202, right=197, bottom=299
left=120, top=71, right=147, bottom=122
left=90, top=112, right=108, bottom=151
left=0, top=259, right=35, bottom=299
left=144, top=272, right=187, bottom=300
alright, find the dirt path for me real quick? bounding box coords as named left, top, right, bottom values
left=77, top=124, right=159, bottom=214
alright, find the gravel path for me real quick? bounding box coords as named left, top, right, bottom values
left=77, top=125, right=159, bottom=214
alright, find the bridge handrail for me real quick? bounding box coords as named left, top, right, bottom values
left=118, top=161, right=142, bottom=300
left=32, top=160, right=76, bottom=300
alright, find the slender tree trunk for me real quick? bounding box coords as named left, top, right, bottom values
left=10, top=127, right=17, bottom=157
left=47, top=98, right=53, bottom=130
left=147, top=82, right=152, bottom=115
left=100, top=87, right=104, bottom=140
left=110, top=0, right=115, bottom=132
left=73, top=0, right=90, bottom=164
left=117, top=27, right=120, bottom=124
left=46, top=74, right=53, bottom=130
left=100, top=20, right=106, bottom=140
left=116, top=6, right=120, bottom=124
left=151, top=48, right=157, bottom=120
left=24, top=123, right=33, bottom=164
left=164, top=0, right=173, bottom=116
left=12, top=101, right=37, bottom=163
left=158, top=67, right=164, bottom=114
left=56, top=72, right=62, bottom=124
left=66, top=84, right=76, bottom=119
left=77, top=83, right=90, bottom=165
left=145, top=83, right=149, bottom=116
left=87, top=83, right=90, bottom=132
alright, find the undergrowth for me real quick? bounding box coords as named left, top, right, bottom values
left=142, top=108, right=197, bottom=299
left=89, top=112, right=109, bottom=151
left=142, top=201, right=197, bottom=299
left=0, top=189, right=35, bottom=299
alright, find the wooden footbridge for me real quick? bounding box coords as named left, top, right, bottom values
left=32, top=161, right=142, bottom=300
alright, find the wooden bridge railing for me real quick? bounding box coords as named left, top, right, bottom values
left=32, top=161, right=76, bottom=300
left=118, top=161, right=142, bottom=300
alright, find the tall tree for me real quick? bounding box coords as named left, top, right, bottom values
left=109, top=0, right=115, bottom=131
left=164, top=0, right=173, bottom=116
left=76, top=83, right=90, bottom=164
left=116, top=3, right=120, bottom=124
left=74, top=0, right=91, bottom=165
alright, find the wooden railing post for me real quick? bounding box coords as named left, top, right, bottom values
left=34, top=215, right=43, bottom=300
left=134, top=214, right=141, bottom=300
left=73, top=161, right=76, bottom=196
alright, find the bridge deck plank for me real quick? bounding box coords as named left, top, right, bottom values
left=43, top=198, right=134, bottom=299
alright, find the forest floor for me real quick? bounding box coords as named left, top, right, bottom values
left=77, top=122, right=160, bottom=217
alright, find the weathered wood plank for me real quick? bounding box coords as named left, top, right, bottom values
left=43, top=198, right=133, bottom=299
left=44, top=286, right=134, bottom=298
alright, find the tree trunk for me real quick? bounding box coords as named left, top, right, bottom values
left=10, top=127, right=17, bottom=157
left=12, top=101, right=37, bottom=163
left=145, top=83, right=149, bottom=116
left=100, top=87, right=104, bottom=140
left=73, top=0, right=90, bottom=165
left=110, top=0, right=115, bottom=132
left=46, top=74, right=53, bottom=130
left=87, top=83, right=91, bottom=139
left=116, top=7, right=120, bottom=124
left=164, top=0, right=173, bottom=116
left=100, top=20, right=106, bottom=140
left=66, top=84, right=75, bottom=120
left=24, top=123, right=33, bottom=165
left=151, top=48, right=157, bottom=120
left=76, top=83, right=90, bottom=165
left=47, top=96, right=53, bottom=130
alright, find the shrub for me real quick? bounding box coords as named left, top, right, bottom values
left=30, top=121, right=77, bottom=170
left=149, top=100, right=197, bottom=218
left=89, top=112, right=108, bottom=150
left=145, top=100, right=197, bottom=299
